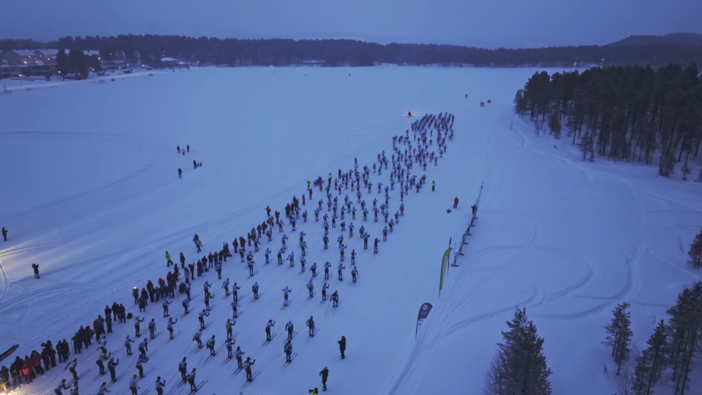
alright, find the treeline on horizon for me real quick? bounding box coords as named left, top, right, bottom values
left=514, top=64, right=702, bottom=179
left=2, top=34, right=702, bottom=67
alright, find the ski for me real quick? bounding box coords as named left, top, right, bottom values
left=139, top=389, right=151, bottom=395
left=66, top=369, right=91, bottom=386
left=283, top=352, right=298, bottom=366
left=232, top=311, right=243, bottom=319
left=307, top=292, right=315, bottom=300
left=305, top=328, right=319, bottom=340
left=251, top=292, right=264, bottom=302
left=139, top=367, right=155, bottom=379
left=241, top=371, right=260, bottom=388
left=188, top=379, right=208, bottom=393
left=247, top=270, right=259, bottom=278
left=202, top=321, right=213, bottom=330
left=189, top=346, right=203, bottom=355
left=106, top=371, right=128, bottom=387
left=92, top=372, right=108, bottom=381
left=150, top=331, right=164, bottom=340
left=263, top=333, right=277, bottom=345
left=281, top=299, right=293, bottom=309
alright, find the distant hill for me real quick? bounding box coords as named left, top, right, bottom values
left=610, top=33, right=702, bottom=47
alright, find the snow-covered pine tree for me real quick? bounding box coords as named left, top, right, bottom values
left=688, top=231, right=702, bottom=269
left=630, top=320, right=669, bottom=395
left=658, top=149, right=676, bottom=177
left=484, top=308, right=552, bottom=395
left=603, top=302, right=633, bottom=375
left=631, top=350, right=652, bottom=395
left=666, top=282, right=702, bottom=395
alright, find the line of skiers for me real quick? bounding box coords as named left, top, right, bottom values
left=4, top=112, right=455, bottom=394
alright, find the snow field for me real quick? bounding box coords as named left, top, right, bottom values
left=0, top=66, right=700, bottom=395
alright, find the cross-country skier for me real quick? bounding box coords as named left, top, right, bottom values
left=231, top=300, right=239, bottom=318
left=284, top=340, right=293, bottom=362
left=182, top=298, right=190, bottom=314
left=65, top=359, right=78, bottom=381
left=374, top=238, right=379, bottom=254
left=252, top=282, right=259, bottom=299
left=97, top=382, right=110, bottom=395
left=225, top=339, right=234, bottom=358
left=186, top=369, right=197, bottom=392
left=243, top=357, right=256, bottom=382
left=206, top=336, right=216, bottom=356
left=225, top=319, right=233, bottom=339
left=310, top=262, right=317, bottom=277
left=198, top=309, right=209, bottom=330
left=285, top=321, right=294, bottom=340
left=265, top=320, right=275, bottom=341
left=55, top=379, right=69, bottom=395
left=138, top=338, right=148, bottom=361
left=149, top=318, right=156, bottom=339
left=235, top=347, right=245, bottom=369
left=307, top=281, right=314, bottom=297
left=265, top=248, right=271, bottom=264
left=337, top=264, right=345, bottom=281
left=155, top=376, right=166, bottom=395
left=282, top=287, right=291, bottom=306
left=134, top=316, right=144, bottom=337
left=162, top=299, right=171, bottom=317
left=222, top=278, right=230, bottom=297
left=306, top=316, right=315, bottom=337
left=324, top=262, right=331, bottom=280
left=125, top=336, right=135, bottom=355
left=351, top=267, right=358, bottom=283
left=351, top=250, right=357, bottom=265
left=331, top=291, right=339, bottom=308
left=167, top=318, right=177, bottom=340
left=136, top=359, right=144, bottom=379
left=107, top=358, right=119, bottom=382
left=321, top=283, right=329, bottom=301
left=178, top=357, right=187, bottom=382
left=193, top=331, right=203, bottom=348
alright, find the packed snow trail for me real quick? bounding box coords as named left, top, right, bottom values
left=1, top=67, right=701, bottom=395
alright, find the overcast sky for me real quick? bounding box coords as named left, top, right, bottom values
left=3, top=0, right=701, bottom=48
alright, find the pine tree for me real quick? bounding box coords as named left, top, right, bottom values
left=630, top=320, right=669, bottom=395
left=688, top=231, right=702, bottom=269
left=631, top=351, right=652, bottom=395
left=484, top=308, right=552, bottom=395
left=667, top=282, right=702, bottom=395
left=645, top=320, right=669, bottom=390
left=603, top=302, right=633, bottom=375
left=658, top=149, right=676, bottom=177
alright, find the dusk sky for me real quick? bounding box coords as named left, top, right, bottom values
left=3, top=0, right=701, bottom=48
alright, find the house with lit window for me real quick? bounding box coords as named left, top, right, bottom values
left=2, top=49, right=38, bottom=65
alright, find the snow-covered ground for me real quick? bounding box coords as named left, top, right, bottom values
left=1, top=66, right=701, bottom=395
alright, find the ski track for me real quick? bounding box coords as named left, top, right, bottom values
left=4, top=69, right=701, bottom=395
left=0, top=258, right=9, bottom=304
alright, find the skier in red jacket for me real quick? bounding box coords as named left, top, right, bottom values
left=453, top=197, right=459, bottom=209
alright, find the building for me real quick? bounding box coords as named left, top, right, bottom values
left=0, top=64, right=22, bottom=79
left=2, top=50, right=38, bottom=65
left=302, top=59, right=326, bottom=66
left=0, top=49, right=57, bottom=78
left=34, top=49, right=60, bottom=62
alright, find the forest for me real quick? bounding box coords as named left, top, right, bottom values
left=2, top=34, right=702, bottom=68
left=514, top=64, right=702, bottom=178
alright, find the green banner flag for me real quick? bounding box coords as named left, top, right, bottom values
left=440, top=248, right=452, bottom=295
